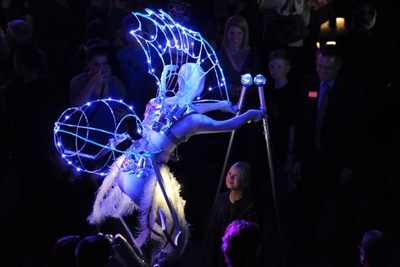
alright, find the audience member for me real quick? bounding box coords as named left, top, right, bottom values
left=5, top=19, right=32, bottom=52
left=67, top=43, right=129, bottom=210
left=359, top=230, right=394, bottom=267
left=338, top=2, right=382, bottom=140
left=2, top=42, right=65, bottom=267
left=48, top=235, right=82, bottom=267
left=289, top=44, right=367, bottom=266
left=337, top=4, right=386, bottom=243
left=69, top=43, right=126, bottom=107
left=0, top=0, right=33, bottom=32
left=69, top=43, right=127, bottom=158
left=338, top=2, right=379, bottom=90
left=221, top=219, right=262, bottom=267
left=0, top=19, right=33, bottom=80
left=201, top=161, right=260, bottom=267
left=216, top=15, right=263, bottom=108
left=215, top=14, right=265, bottom=181
left=75, top=234, right=114, bottom=267
left=263, top=48, right=298, bottom=265
left=265, top=48, right=297, bottom=191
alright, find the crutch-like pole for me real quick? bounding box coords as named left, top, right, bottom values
left=254, top=74, right=286, bottom=267
left=215, top=73, right=253, bottom=201
left=200, top=73, right=253, bottom=266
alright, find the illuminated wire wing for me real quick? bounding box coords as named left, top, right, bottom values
left=127, top=8, right=229, bottom=103
left=53, top=9, right=229, bottom=175
left=54, top=99, right=145, bottom=175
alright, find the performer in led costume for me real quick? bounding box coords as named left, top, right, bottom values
left=54, top=9, right=264, bottom=266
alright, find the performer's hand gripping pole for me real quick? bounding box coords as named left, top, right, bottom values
left=254, top=74, right=286, bottom=267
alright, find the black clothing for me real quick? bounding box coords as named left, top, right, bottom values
left=265, top=82, right=297, bottom=158
left=290, top=71, right=367, bottom=266
left=201, top=191, right=258, bottom=267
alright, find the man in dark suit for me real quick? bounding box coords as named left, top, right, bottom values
left=289, top=44, right=367, bottom=266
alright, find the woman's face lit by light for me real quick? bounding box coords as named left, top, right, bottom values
left=227, top=26, right=244, bottom=49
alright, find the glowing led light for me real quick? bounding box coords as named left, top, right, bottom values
left=241, top=73, right=253, bottom=86
left=254, top=74, right=267, bottom=86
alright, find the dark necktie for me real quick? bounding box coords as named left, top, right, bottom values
left=315, top=83, right=330, bottom=151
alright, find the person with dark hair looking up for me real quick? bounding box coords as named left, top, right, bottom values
left=359, top=230, right=395, bottom=267
left=222, top=219, right=262, bottom=267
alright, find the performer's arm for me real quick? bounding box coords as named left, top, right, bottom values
left=171, top=109, right=264, bottom=137
left=190, top=101, right=237, bottom=115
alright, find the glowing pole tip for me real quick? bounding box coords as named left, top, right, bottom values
left=254, top=74, right=267, bottom=86
left=241, top=73, right=253, bottom=86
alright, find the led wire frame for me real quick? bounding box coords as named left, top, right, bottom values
left=53, top=9, right=229, bottom=175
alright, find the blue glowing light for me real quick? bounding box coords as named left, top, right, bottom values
left=54, top=99, right=144, bottom=174
left=126, top=8, right=228, bottom=103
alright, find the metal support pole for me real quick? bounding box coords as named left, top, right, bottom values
left=200, top=73, right=253, bottom=266
left=254, top=74, right=286, bottom=267
left=214, top=73, right=253, bottom=204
